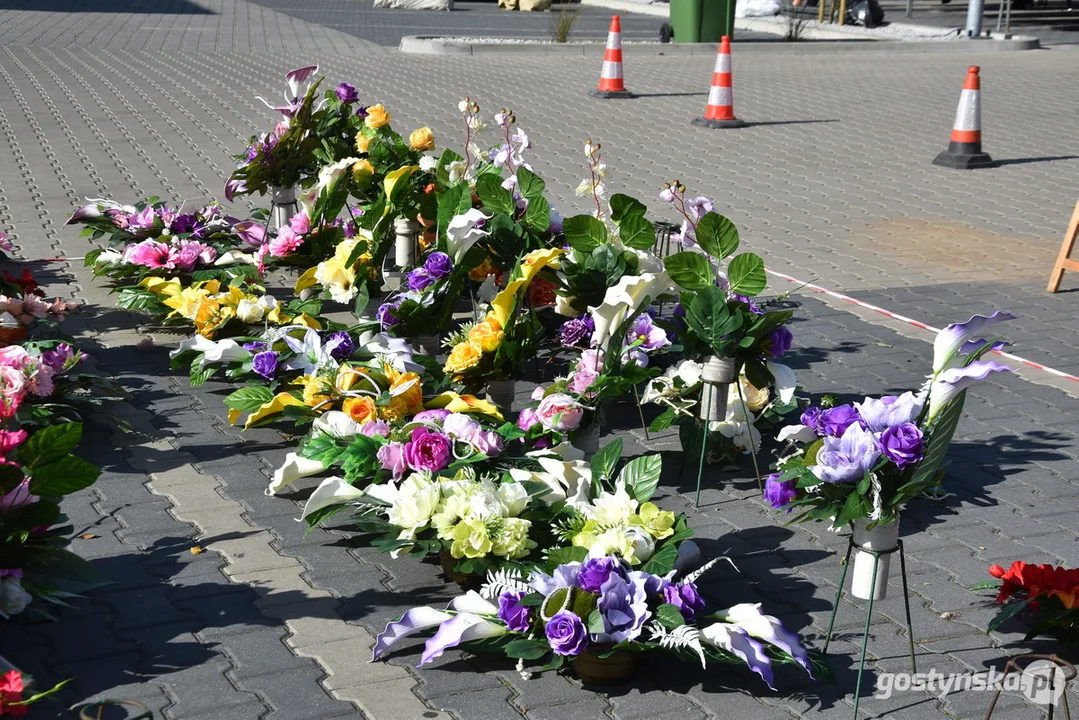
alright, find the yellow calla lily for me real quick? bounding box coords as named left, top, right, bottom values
left=488, top=248, right=563, bottom=328
left=242, top=392, right=309, bottom=429
left=425, top=392, right=504, bottom=421
left=141, top=276, right=183, bottom=298
left=296, top=313, right=322, bottom=329
left=295, top=266, right=319, bottom=294
left=384, top=165, right=418, bottom=205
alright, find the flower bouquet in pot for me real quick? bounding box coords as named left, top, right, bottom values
left=371, top=555, right=816, bottom=688
left=766, top=312, right=1015, bottom=600
left=980, top=561, right=1079, bottom=646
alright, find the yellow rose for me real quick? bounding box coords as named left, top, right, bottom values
left=738, top=377, right=771, bottom=413
left=301, top=375, right=334, bottom=410
left=355, top=132, right=372, bottom=153
left=409, top=127, right=435, bottom=151
left=467, top=319, right=503, bottom=353
left=342, top=396, right=377, bottom=424
left=352, top=159, right=375, bottom=187
left=379, top=395, right=409, bottom=422
left=390, top=371, right=424, bottom=414
left=365, top=104, right=391, bottom=129
left=336, top=366, right=366, bottom=393
left=443, top=340, right=483, bottom=375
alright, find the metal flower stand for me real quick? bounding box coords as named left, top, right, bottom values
left=983, top=654, right=1074, bottom=720
left=822, top=537, right=917, bottom=719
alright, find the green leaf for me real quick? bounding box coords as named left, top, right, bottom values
left=516, top=166, right=546, bottom=201
left=619, top=454, right=663, bottom=502
left=835, top=490, right=868, bottom=527
left=437, top=183, right=468, bottom=239
left=912, top=392, right=966, bottom=487
left=988, top=597, right=1031, bottom=633
left=609, top=194, right=647, bottom=223
left=504, top=638, right=549, bottom=660
left=618, top=213, right=656, bottom=251
left=727, top=253, right=767, bottom=297
left=223, top=385, right=275, bottom=412
left=648, top=408, right=677, bottom=433
left=695, top=212, right=740, bottom=260
left=352, top=281, right=370, bottom=322
left=546, top=546, right=588, bottom=569
left=20, top=423, right=82, bottom=468
left=562, top=215, right=607, bottom=253
left=685, top=286, right=740, bottom=354
left=189, top=363, right=215, bottom=387
left=589, top=438, right=623, bottom=489
left=656, top=603, right=686, bottom=629
left=524, top=195, right=551, bottom=233
left=25, top=548, right=110, bottom=595
left=538, top=653, right=565, bottom=672
left=475, top=174, right=516, bottom=216
left=586, top=608, right=607, bottom=634
left=28, top=455, right=100, bottom=496
left=664, top=252, right=714, bottom=291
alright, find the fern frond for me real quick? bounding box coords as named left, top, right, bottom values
left=480, top=566, right=529, bottom=600
left=647, top=621, right=707, bottom=668
left=682, top=555, right=739, bottom=584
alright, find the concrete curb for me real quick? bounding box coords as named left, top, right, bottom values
left=399, top=32, right=1040, bottom=54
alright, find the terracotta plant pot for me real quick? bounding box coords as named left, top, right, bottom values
left=571, top=646, right=640, bottom=685
left=440, top=548, right=482, bottom=587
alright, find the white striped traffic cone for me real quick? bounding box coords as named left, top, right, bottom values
left=591, top=16, right=633, bottom=99
left=932, top=66, right=994, bottom=169
left=692, top=36, right=745, bottom=129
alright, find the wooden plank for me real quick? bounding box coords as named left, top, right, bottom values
left=1047, top=198, right=1079, bottom=293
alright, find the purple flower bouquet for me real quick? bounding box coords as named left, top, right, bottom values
left=372, top=556, right=816, bottom=687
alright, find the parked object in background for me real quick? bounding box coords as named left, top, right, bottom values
left=375, top=0, right=452, bottom=9
left=1047, top=198, right=1079, bottom=293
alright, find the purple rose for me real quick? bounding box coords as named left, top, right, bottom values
left=407, top=269, right=435, bottom=293
left=800, top=407, right=822, bottom=434
left=497, top=591, right=532, bottom=632
left=403, top=427, right=452, bottom=472
left=252, top=351, right=279, bottom=380
left=413, top=409, right=450, bottom=425
left=517, top=407, right=540, bottom=432
left=763, top=327, right=793, bottom=359
left=376, top=301, right=400, bottom=329
left=577, top=557, right=623, bottom=593
left=471, top=430, right=503, bottom=457
left=596, top=573, right=649, bottom=643
left=559, top=316, right=594, bottom=348
left=359, top=420, right=391, bottom=438
left=662, top=582, right=706, bottom=622
left=424, top=252, right=453, bottom=280
left=243, top=341, right=268, bottom=353
left=812, top=423, right=881, bottom=484
left=545, top=611, right=588, bottom=656
left=335, top=82, right=358, bottom=104
left=377, top=441, right=407, bottom=479
left=763, top=473, right=798, bottom=512
left=818, top=405, right=859, bottom=437
left=325, top=331, right=355, bottom=361
left=880, top=422, right=925, bottom=468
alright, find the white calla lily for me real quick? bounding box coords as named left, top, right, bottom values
left=766, top=361, right=796, bottom=404
left=169, top=335, right=251, bottom=364
left=446, top=209, right=491, bottom=261
left=268, top=453, right=328, bottom=495
left=301, top=477, right=365, bottom=520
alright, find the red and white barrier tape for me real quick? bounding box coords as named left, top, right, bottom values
left=766, top=268, right=1079, bottom=384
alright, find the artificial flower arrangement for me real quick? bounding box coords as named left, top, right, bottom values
left=764, top=312, right=1014, bottom=530
left=979, top=561, right=1079, bottom=645
left=371, top=555, right=816, bottom=688
left=0, top=667, right=69, bottom=716
left=441, top=248, right=563, bottom=392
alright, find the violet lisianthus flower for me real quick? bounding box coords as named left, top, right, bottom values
left=626, top=314, right=669, bottom=352
left=517, top=407, right=540, bottom=432
left=335, top=82, right=358, bottom=104
left=324, top=331, right=355, bottom=361
left=243, top=341, right=268, bottom=353
left=545, top=611, right=588, bottom=656
left=251, top=351, right=279, bottom=380
left=559, top=316, right=594, bottom=348
left=879, top=422, right=924, bottom=468
left=442, top=413, right=481, bottom=442
left=577, top=557, right=624, bottom=593
left=360, top=420, right=391, bottom=438
left=407, top=269, right=434, bottom=293
left=497, top=591, right=532, bottom=633
left=41, top=343, right=77, bottom=371
left=763, top=473, right=798, bottom=511
left=662, top=581, right=707, bottom=622
left=732, top=294, right=764, bottom=316
left=471, top=430, right=503, bottom=457
left=855, top=392, right=923, bottom=433
left=811, top=423, right=881, bottom=484
left=376, top=300, right=401, bottom=329
left=800, top=407, right=822, bottom=434
left=596, top=573, right=650, bottom=644
left=818, top=404, right=859, bottom=437
left=424, top=251, right=453, bottom=280
left=127, top=206, right=156, bottom=232
left=403, top=427, right=452, bottom=472
left=763, top=327, right=793, bottom=359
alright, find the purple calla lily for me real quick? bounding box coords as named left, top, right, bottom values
left=233, top=221, right=268, bottom=247
left=224, top=178, right=247, bottom=202
left=65, top=203, right=102, bottom=225
left=700, top=623, right=776, bottom=689
left=928, top=360, right=1011, bottom=421
left=932, top=311, right=1018, bottom=372
left=285, top=64, right=319, bottom=97
left=420, top=613, right=506, bottom=666
left=720, top=603, right=814, bottom=677
left=372, top=607, right=452, bottom=661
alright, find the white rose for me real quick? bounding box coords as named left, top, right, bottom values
left=419, top=155, right=439, bottom=173
left=496, top=482, right=529, bottom=517
left=236, top=298, right=265, bottom=324
left=624, top=526, right=656, bottom=564
left=387, top=476, right=441, bottom=535
left=0, top=575, right=31, bottom=618
left=468, top=489, right=505, bottom=519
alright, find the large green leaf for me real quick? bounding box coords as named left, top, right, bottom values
left=562, top=215, right=608, bottom=253
left=610, top=194, right=647, bottom=223
left=524, top=195, right=551, bottom=232
left=664, top=252, right=714, bottom=291
left=727, top=253, right=767, bottom=297
left=619, top=454, right=663, bottom=503
left=20, top=423, right=82, bottom=468
left=655, top=603, right=687, bottom=629
left=504, top=638, right=549, bottom=660
left=516, top=166, right=546, bottom=201
left=28, top=456, right=100, bottom=496
left=590, top=438, right=623, bottom=492
left=619, top=213, right=656, bottom=251
left=224, top=385, right=275, bottom=412
left=475, top=174, right=516, bottom=216
left=685, top=286, right=740, bottom=354
left=695, top=212, right=740, bottom=260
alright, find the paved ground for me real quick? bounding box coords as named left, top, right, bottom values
left=2, top=0, right=1079, bottom=718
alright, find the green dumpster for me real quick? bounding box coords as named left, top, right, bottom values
left=668, top=0, right=735, bottom=43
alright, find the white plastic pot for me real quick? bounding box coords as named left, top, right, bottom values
left=698, top=355, right=739, bottom=423
left=270, top=185, right=298, bottom=230
left=850, top=518, right=900, bottom=600
left=394, top=218, right=419, bottom=269
left=485, top=379, right=516, bottom=416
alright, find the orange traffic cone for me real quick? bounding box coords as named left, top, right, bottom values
left=591, top=16, right=633, bottom=99
left=933, top=66, right=994, bottom=169
left=692, top=37, right=745, bottom=129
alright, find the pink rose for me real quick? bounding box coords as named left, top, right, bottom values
left=377, top=442, right=407, bottom=479
left=535, top=393, right=584, bottom=432
left=0, top=347, right=31, bottom=370
left=567, top=369, right=598, bottom=395
left=0, top=366, right=26, bottom=418
left=288, top=212, right=311, bottom=235
left=175, top=240, right=217, bottom=271
left=471, top=430, right=503, bottom=457
left=268, top=227, right=304, bottom=257
left=441, top=413, right=480, bottom=442
left=360, top=420, right=391, bottom=438
left=403, top=427, right=452, bottom=473
left=517, top=407, right=540, bottom=432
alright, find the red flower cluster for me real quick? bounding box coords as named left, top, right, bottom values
left=989, top=561, right=1079, bottom=609
left=0, top=670, right=27, bottom=716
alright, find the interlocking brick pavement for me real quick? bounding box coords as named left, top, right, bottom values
left=1, top=0, right=1078, bottom=718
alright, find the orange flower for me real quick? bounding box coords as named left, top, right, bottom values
left=469, top=258, right=495, bottom=282
left=342, top=396, right=378, bottom=424
left=467, top=318, right=503, bottom=353
left=390, top=371, right=424, bottom=414
left=528, top=276, right=557, bottom=308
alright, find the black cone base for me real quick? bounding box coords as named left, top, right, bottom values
left=692, top=117, right=746, bottom=129
left=932, top=141, right=994, bottom=169
left=590, top=89, right=634, bottom=99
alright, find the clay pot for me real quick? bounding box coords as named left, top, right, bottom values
left=571, top=646, right=640, bottom=685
